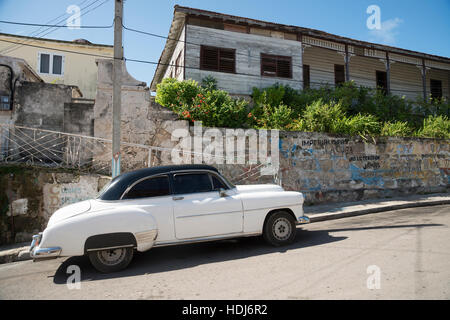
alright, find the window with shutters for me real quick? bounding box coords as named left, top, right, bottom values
left=261, top=54, right=292, bottom=78
left=430, top=79, right=442, bottom=99
left=303, top=64, right=310, bottom=89
left=200, top=45, right=235, bottom=73
left=334, top=64, right=345, bottom=86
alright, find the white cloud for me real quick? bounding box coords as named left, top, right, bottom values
left=368, top=18, right=403, bottom=45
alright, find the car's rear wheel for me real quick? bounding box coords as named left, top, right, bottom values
left=88, top=247, right=134, bottom=273
left=263, top=211, right=297, bottom=246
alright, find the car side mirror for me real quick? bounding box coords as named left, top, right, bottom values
left=219, top=188, right=228, bottom=197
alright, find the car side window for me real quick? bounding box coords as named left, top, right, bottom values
left=173, top=173, right=213, bottom=195
left=122, top=175, right=170, bottom=200
left=211, top=174, right=227, bottom=190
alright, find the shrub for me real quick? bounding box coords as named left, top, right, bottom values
left=156, top=78, right=450, bottom=138
left=253, top=104, right=294, bottom=130
left=289, top=100, right=381, bottom=137
left=381, top=121, right=413, bottom=137
left=201, top=75, right=218, bottom=91
left=155, top=78, right=201, bottom=113
left=289, top=100, right=346, bottom=133
left=251, top=85, right=285, bottom=108
left=159, top=82, right=249, bottom=128
left=416, top=115, right=450, bottom=139
left=336, top=113, right=381, bottom=137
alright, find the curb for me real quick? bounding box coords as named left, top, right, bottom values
left=0, top=246, right=31, bottom=265
left=306, top=198, right=450, bottom=223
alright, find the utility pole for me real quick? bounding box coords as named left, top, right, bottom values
left=112, top=0, right=123, bottom=177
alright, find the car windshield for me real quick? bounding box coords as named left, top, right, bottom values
left=219, top=173, right=235, bottom=189
left=96, top=177, right=118, bottom=199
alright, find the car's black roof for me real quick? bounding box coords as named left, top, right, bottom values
left=98, top=164, right=218, bottom=200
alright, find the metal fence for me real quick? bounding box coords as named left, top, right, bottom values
left=0, top=124, right=156, bottom=175
left=0, top=124, right=280, bottom=184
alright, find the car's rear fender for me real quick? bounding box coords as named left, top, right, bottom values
left=39, top=206, right=158, bottom=256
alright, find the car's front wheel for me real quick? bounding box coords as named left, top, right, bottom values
left=263, top=211, right=297, bottom=246
left=88, top=247, right=134, bottom=273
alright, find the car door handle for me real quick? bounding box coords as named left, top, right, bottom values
left=172, top=196, right=184, bottom=201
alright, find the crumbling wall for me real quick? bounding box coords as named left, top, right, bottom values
left=63, top=101, right=95, bottom=136
left=151, top=125, right=450, bottom=205
left=277, top=132, right=449, bottom=204
left=13, top=81, right=76, bottom=130
left=92, top=59, right=188, bottom=172
left=0, top=165, right=109, bottom=245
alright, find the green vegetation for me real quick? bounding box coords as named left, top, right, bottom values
left=416, top=115, right=450, bottom=139
left=155, top=78, right=249, bottom=128
left=155, top=78, right=450, bottom=138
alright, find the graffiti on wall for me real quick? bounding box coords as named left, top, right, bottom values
left=43, top=176, right=99, bottom=219
left=277, top=135, right=450, bottom=197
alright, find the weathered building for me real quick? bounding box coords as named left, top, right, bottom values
left=0, top=33, right=113, bottom=99
left=151, top=6, right=450, bottom=101
left=0, top=55, right=94, bottom=162
left=0, top=56, right=43, bottom=125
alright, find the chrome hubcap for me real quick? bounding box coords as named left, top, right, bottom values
left=97, top=248, right=126, bottom=266
left=272, top=218, right=292, bottom=241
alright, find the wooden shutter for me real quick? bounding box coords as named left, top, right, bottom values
left=200, top=46, right=235, bottom=73
left=276, top=57, right=291, bottom=78
left=201, top=46, right=219, bottom=71
left=218, top=48, right=235, bottom=73
left=261, top=54, right=292, bottom=78
left=261, top=54, right=277, bottom=76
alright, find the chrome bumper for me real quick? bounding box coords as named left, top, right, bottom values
left=29, top=233, right=61, bottom=260
left=297, top=216, right=310, bottom=224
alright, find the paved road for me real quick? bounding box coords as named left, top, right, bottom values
left=0, top=205, right=449, bottom=299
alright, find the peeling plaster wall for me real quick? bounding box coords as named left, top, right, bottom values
left=0, top=166, right=110, bottom=245
left=163, top=127, right=450, bottom=205
left=275, top=132, right=449, bottom=204
left=92, top=59, right=188, bottom=172
left=13, top=81, right=75, bottom=130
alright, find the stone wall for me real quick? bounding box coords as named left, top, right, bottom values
left=0, top=165, right=109, bottom=245
left=167, top=127, right=450, bottom=205
left=13, top=81, right=81, bottom=130
left=63, top=100, right=95, bottom=136
left=276, top=132, right=449, bottom=204
left=92, top=59, right=188, bottom=172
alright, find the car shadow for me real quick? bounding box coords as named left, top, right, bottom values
left=51, top=227, right=345, bottom=284
left=51, top=223, right=441, bottom=284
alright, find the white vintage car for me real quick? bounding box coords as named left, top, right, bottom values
left=30, top=164, right=309, bottom=273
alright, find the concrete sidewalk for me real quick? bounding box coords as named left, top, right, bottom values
left=0, top=193, right=449, bottom=264
left=304, top=193, right=450, bottom=222
left=0, top=242, right=30, bottom=264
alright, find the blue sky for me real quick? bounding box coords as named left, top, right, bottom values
left=0, top=0, right=449, bottom=86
